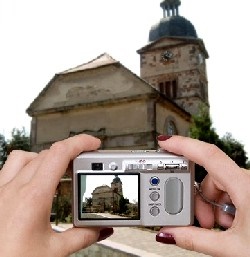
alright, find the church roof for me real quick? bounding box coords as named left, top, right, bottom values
left=26, top=52, right=191, bottom=120
left=60, top=53, right=118, bottom=74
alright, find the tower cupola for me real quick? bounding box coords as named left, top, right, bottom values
left=149, top=0, right=198, bottom=42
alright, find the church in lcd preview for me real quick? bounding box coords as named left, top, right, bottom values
left=82, top=175, right=139, bottom=218
left=26, top=0, right=209, bottom=153
left=91, top=175, right=124, bottom=213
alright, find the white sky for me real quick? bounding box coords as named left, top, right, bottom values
left=0, top=0, right=250, bottom=159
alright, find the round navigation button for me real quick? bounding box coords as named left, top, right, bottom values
left=150, top=191, right=160, bottom=201
left=150, top=206, right=160, bottom=216
left=150, top=176, right=160, bottom=186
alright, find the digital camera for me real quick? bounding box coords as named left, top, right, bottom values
left=73, top=150, right=194, bottom=227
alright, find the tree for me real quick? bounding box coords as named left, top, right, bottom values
left=0, top=134, right=7, bottom=169
left=7, top=127, right=30, bottom=153
left=189, top=104, right=222, bottom=182
left=0, top=127, right=30, bottom=168
left=189, top=104, right=221, bottom=145
left=220, top=133, right=248, bottom=168
left=189, top=104, right=248, bottom=180
left=118, top=196, right=129, bottom=214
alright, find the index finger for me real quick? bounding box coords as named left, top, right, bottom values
left=158, top=136, right=244, bottom=201
left=32, top=134, right=101, bottom=193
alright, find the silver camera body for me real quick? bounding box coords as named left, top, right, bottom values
left=73, top=150, right=194, bottom=227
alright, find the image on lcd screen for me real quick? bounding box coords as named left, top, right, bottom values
left=78, top=174, right=139, bottom=220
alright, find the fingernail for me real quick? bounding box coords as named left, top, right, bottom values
left=156, top=232, right=176, bottom=244
left=157, top=135, right=172, bottom=141
left=97, top=228, right=114, bottom=242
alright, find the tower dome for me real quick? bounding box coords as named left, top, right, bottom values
left=149, top=0, right=198, bottom=42
left=112, top=175, right=122, bottom=184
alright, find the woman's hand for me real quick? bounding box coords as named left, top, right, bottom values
left=0, top=134, right=113, bottom=257
left=156, top=135, right=250, bottom=257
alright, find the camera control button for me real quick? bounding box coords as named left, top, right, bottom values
left=127, top=164, right=133, bottom=170
left=150, top=191, right=160, bottom=201
left=150, top=206, right=160, bottom=216
left=109, top=162, right=118, bottom=171
left=164, top=178, right=183, bottom=214
left=150, top=176, right=160, bottom=186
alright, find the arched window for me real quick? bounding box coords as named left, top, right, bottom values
left=167, top=120, right=177, bottom=135
left=164, top=117, right=178, bottom=136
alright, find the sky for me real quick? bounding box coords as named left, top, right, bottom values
left=0, top=0, right=250, bottom=158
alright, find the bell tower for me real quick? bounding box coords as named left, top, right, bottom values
left=111, top=175, right=123, bottom=195
left=137, top=0, right=209, bottom=115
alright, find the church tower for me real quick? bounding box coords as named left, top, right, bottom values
left=137, top=0, right=209, bottom=115
left=111, top=175, right=123, bottom=195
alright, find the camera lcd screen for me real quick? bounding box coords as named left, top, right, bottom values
left=78, top=173, right=140, bottom=220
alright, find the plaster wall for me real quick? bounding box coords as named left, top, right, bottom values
left=35, top=101, right=150, bottom=144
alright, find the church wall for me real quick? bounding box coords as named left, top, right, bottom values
left=30, top=65, right=154, bottom=113
left=156, top=103, right=190, bottom=136
left=32, top=100, right=154, bottom=150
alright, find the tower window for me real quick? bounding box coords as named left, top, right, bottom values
left=158, top=80, right=177, bottom=99
left=200, top=82, right=206, bottom=100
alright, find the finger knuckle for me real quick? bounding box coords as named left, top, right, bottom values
left=50, top=140, right=68, bottom=156
left=205, top=143, right=221, bottom=160
left=180, top=234, right=195, bottom=251
left=8, top=149, right=26, bottom=159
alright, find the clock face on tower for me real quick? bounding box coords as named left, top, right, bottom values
left=161, top=50, right=173, bottom=61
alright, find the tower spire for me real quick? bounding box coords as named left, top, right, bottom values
left=160, top=0, right=181, bottom=18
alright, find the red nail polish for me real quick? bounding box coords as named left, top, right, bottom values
left=97, top=228, right=114, bottom=242
left=156, top=232, right=176, bottom=244
left=157, top=135, right=172, bottom=141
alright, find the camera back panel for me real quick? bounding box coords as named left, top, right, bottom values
left=73, top=150, right=194, bottom=227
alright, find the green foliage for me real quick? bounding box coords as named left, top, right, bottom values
left=7, top=127, right=30, bottom=152
left=0, top=134, right=7, bottom=169
left=118, top=196, right=129, bottom=214
left=189, top=104, right=221, bottom=145
left=85, top=197, right=93, bottom=207
left=189, top=104, right=248, bottom=181
left=220, top=133, right=248, bottom=168
left=189, top=104, right=221, bottom=182
left=53, top=195, right=72, bottom=224
left=0, top=127, right=30, bottom=169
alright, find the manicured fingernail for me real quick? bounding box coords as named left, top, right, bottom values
left=156, top=232, right=176, bottom=244
left=157, top=135, right=172, bottom=141
left=97, top=228, right=114, bottom=242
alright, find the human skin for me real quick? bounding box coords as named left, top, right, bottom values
left=157, top=135, right=250, bottom=257
left=0, top=134, right=113, bottom=257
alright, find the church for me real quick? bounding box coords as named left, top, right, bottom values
left=91, top=175, right=123, bottom=213
left=26, top=0, right=209, bottom=152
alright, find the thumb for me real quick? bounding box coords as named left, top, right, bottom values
left=156, top=226, right=228, bottom=257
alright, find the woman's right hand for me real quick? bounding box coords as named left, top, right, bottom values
left=156, top=135, right=250, bottom=257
